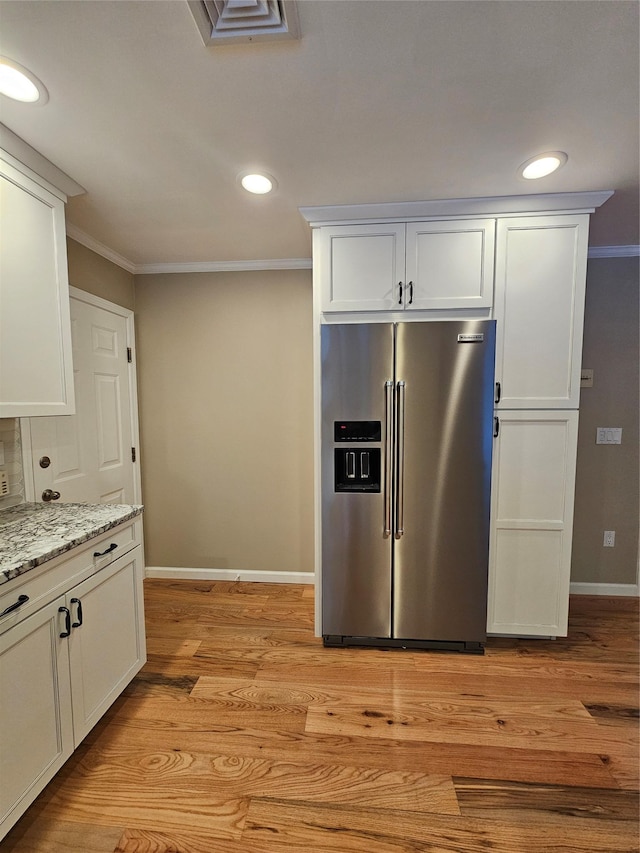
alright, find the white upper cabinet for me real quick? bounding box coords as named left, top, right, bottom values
left=319, top=223, right=405, bottom=312
left=405, top=219, right=495, bottom=310
left=0, top=153, right=75, bottom=417
left=493, top=214, right=589, bottom=409
left=317, top=219, right=495, bottom=313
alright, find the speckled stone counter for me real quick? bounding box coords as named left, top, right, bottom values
left=0, top=502, right=143, bottom=585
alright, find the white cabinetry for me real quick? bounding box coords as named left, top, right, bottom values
left=487, top=411, right=578, bottom=637
left=489, top=213, right=589, bottom=636
left=67, top=551, right=144, bottom=742
left=0, top=152, right=75, bottom=417
left=493, top=215, right=589, bottom=409
left=305, top=192, right=611, bottom=641
left=0, top=597, right=74, bottom=834
left=0, top=519, right=145, bottom=839
left=318, top=219, right=495, bottom=313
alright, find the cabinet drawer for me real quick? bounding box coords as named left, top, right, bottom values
left=0, top=518, right=141, bottom=635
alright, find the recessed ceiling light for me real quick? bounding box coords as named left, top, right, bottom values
left=239, top=172, right=277, bottom=195
left=519, top=151, right=568, bottom=180
left=0, top=57, right=48, bottom=104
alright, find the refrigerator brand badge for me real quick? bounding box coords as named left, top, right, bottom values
left=457, top=333, right=484, bottom=343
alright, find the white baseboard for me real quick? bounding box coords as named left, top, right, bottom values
left=145, top=566, right=315, bottom=585
left=570, top=582, right=639, bottom=597
left=146, top=572, right=636, bottom=595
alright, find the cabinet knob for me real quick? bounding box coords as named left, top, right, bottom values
left=42, top=489, right=61, bottom=502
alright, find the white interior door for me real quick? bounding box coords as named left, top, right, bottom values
left=25, top=290, right=139, bottom=505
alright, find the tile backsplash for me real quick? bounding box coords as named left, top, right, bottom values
left=0, top=419, right=25, bottom=508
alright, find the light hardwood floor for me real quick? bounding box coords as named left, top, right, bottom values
left=3, top=581, right=638, bottom=852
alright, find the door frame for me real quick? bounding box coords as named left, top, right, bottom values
left=21, top=287, right=142, bottom=504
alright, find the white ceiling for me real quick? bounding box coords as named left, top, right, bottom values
left=1, top=0, right=638, bottom=269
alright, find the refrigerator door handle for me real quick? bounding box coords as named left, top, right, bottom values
left=395, top=380, right=406, bottom=539
left=384, top=380, right=394, bottom=536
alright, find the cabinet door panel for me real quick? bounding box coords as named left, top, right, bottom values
left=67, top=549, right=145, bottom=743
left=406, top=219, right=495, bottom=309
left=0, top=598, right=73, bottom=834
left=320, top=224, right=405, bottom=312
left=487, top=411, right=578, bottom=637
left=490, top=529, right=566, bottom=630
left=0, top=160, right=74, bottom=417
left=494, top=215, right=588, bottom=409
left=495, top=419, right=572, bottom=522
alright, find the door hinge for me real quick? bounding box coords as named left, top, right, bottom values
left=127, top=347, right=133, bottom=363
left=131, top=447, right=136, bottom=463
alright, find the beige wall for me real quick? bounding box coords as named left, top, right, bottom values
left=66, top=238, right=135, bottom=309
left=61, top=241, right=638, bottom=588
left=571, top=256, right=639, bottom=586
left=134, top=269, right=314, bottom=574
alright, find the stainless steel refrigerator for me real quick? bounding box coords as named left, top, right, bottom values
left=321, top=320, right=496, bottom=653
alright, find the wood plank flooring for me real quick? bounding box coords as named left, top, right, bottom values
left=3, top=581, right=638, bottom=853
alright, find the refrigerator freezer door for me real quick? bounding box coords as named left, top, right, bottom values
left=393, top=320, right=496, bottom=643
left=321, top=323, right=394, bottom=638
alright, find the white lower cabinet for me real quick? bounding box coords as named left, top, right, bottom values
left=487, top=410, right=579, bottom=637
left=67, top=550, right=145, bottom=743
left=0, top=522, right=145, bottom=839
left=0, top=597, right=74, bottom=834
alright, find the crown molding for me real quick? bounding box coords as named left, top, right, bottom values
left=587, top=245, right=640, bottom=259
left=0, top=124, right=85, bottom=198
left=66, top=225, right=637, bottom=275
left=135, top=258, right=312, bottom=274
left=300, top=191, right=615, bottom=226
left=66, top=225, right=137, bottom=273
left=64, top=227, right=312, bottom=274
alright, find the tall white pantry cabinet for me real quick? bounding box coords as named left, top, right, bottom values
left=302, top=191, right=612, bottom=639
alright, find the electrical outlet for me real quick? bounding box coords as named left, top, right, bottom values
left=603, top=530, right=615, bottom=548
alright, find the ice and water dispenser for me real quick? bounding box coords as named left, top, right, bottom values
left=333, top=420, right=381, bottom=493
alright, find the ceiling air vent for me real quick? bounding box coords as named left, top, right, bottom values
left=188, top=0, right=300, bottom=46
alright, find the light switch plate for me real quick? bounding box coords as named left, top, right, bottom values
left=580, top=369, right=594, bottom=387
left=596, top=427, right=622, bottom=445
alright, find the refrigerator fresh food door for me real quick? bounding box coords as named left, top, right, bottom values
left=321, top=323, right=394, bottom=638
left=393, top=320, right=496, bottom=643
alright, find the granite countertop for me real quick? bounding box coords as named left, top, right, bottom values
left=0, top=502, right=143, bottom=586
